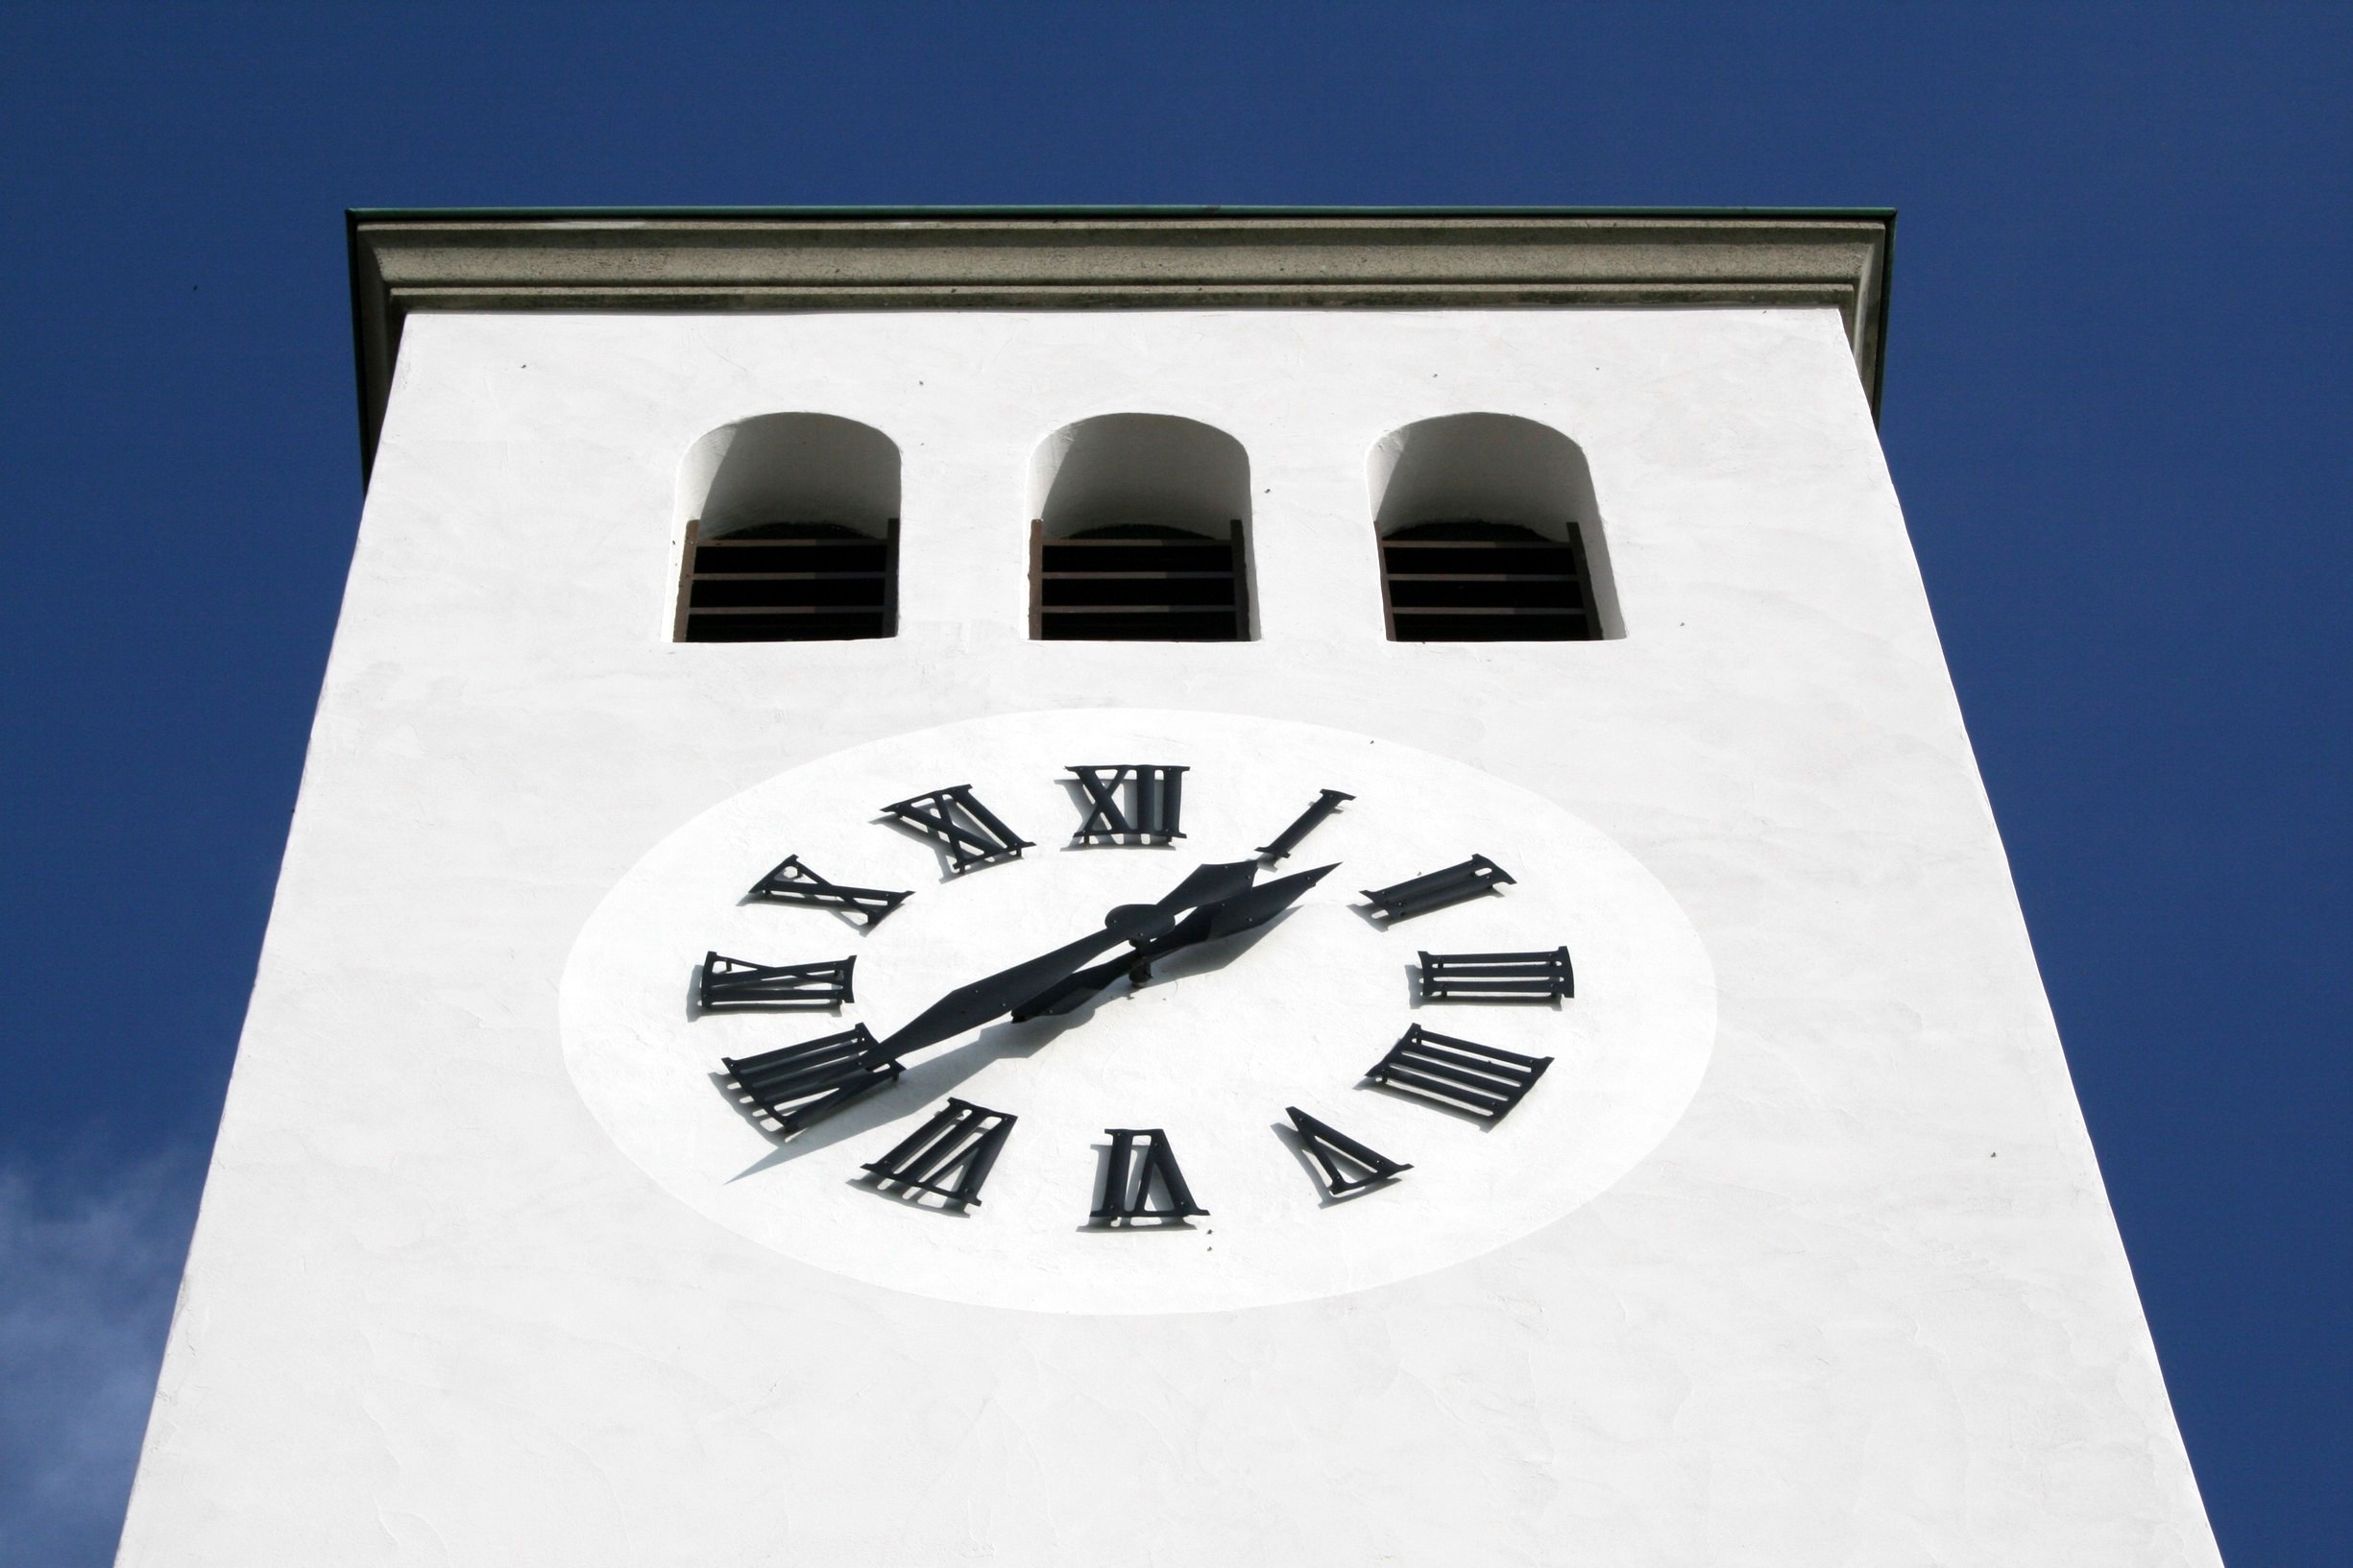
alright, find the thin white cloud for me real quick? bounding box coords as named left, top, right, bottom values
left=0, top=1149, right=202, bottom=1568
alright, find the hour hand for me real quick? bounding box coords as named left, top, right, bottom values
left=877, top=859, right=1266, bottom=1054
left=877, top=924, right=1131, bottom=1055
left=1010, top=862, right=1336, bottom=1018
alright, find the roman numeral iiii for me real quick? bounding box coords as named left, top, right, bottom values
left=1364, top=1024, right=1552, bottom=1123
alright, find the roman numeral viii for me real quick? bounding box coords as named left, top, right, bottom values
left=720, top=1025, right=903, bottom=1136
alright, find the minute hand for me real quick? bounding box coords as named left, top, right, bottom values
left=1010, top=861, right=1338, bottom=1022
left=873, top=859, right=1263, bottom=1057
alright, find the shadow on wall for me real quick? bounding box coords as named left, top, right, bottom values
left=1368, top=413, right=1624, bottom=639
left=1027, top=414, right=1254, bottom=642
left=679, top=412, right=901, bottom=540
left=1031, top=413, right=1250, bottom=538
left=671, top=413, right=902, bottom=642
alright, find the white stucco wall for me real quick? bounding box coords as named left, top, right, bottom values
left=116, top=307, right=2220, bottom=1566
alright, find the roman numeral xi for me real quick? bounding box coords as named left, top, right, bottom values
left=883, top=784, right=1034, bottom=873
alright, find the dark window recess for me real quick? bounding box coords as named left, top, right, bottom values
left=1379, top=520, right=1599, bottom=642
left=1031, top=520, right=1250, bottom=641
left=675, top=519, right=897, bottom=642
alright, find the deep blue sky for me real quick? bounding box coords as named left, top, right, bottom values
left=1, top=5, right=2343, bottom=1563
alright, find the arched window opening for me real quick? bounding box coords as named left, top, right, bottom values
left=1368, top=414, right=1620, bottom=641
left=673, top=414, right=899, bottom=642
left=1028, top=414, right=1252, bottom=641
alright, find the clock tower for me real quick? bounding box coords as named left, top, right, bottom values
left=116, top=210, right=2220, bottom=1565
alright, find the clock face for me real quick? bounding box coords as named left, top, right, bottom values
left=561, top=709, right=1715, bottom=1315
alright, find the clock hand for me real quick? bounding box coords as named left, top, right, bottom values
left=874, top=860, right=1262, bottom=1056
left=1007, top=862, right=1337, bottom=1022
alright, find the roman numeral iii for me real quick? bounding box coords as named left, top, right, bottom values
left=1417, top=947, right=1573, bottom=1001
left=882, top=784, right=1034, bottom=872
left=1067, top=763, right=1188, bottom=843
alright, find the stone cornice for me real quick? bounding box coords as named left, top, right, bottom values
left=348, top=207, right=1895, bottom=478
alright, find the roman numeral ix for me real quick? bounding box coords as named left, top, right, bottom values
left=1068, top=764, right=1188, bottom=844
left=746, top=855, right=910, bottom=929
left=1364, top=1024, right=1552, bottom=1123
left=1418, top=947, right=1573, bottom=1002
left=1090, top=1128, right=1209, bottom=1225
left=882, top=784, right=1034, bottom=873
left=861, top=1098, right=1017, bottom=1207
left=720, top=1024, right=903, bottom=1136
left=1361, top=855, right=1515, bottom=921
left=1284, top=1106, right=1412, bottom=1195
left=698, top=952, right=856, bottom=1011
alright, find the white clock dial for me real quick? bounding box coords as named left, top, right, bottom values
left=561, top=709, right=1715, bottom=1315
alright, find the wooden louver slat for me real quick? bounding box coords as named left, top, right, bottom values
left=1378, top=520, right=1600, bottom=642
left=1031, top=519, right=1249, bottom=641
left=675, top=518, right=898, bottom=642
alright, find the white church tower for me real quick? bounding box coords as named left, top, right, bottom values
left=116, top=209, right=2220, bottom=1565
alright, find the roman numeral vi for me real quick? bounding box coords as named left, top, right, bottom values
left=1090, top=1128, right=1209, bottom=1225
